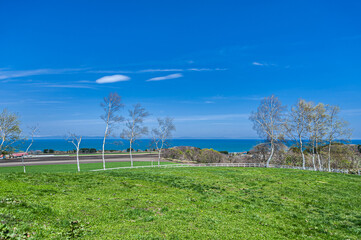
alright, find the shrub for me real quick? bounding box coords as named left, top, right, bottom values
left=163, top=148, right=183, bottom=159
left=219, top=151, right=229, bottom=155
left=198, top=149, right=225, bottom=163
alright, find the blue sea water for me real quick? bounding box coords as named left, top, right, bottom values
left=19, top=139, right=361, bottom=153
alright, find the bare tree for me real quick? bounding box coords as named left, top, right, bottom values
left=325, top=105, right=352, bottom=172
left=152, top=117, right=176, bottom=166
left=120, top=104, right=149, bottom=167
left=100, top=93, right=124, bottom=170
left=67, top=133, right=82, bottom=172
left=0, top=109, right=22, bottom=154
left=249, top=95, right=286, bottom=167
left=309, top=103, right=327, bottom=171
left=285, top=99, right=313, bottom=169
left=21, top=125, right=39, bottom=173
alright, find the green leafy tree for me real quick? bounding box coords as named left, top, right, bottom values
left=0, top=109, right=21, bottom=154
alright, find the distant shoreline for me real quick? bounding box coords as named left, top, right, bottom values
left=11, top=139, right=361, bottom=153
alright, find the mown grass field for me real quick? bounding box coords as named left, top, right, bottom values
left=0, top=161, right=173, bottom=174
left=0, top=166, right=360, bottom=239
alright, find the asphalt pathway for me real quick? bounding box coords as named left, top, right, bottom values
left=0, top=154, right=159, bottom=167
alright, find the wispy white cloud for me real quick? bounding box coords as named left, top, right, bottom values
left=62, top=119, right=103, bottom=125
left=175, top=113, right=249, bottom=122
left=0, top=68, right=84, bottom=80
left=252, top=62, right=264, bottom=66
left=90, top=68, right=227, bottom=74
left=252, top=62, right=278, bottom=67
left=208, top=95, right=263, bottom=101
left=0, top=99, right=65, bottom=105
left=40, top=84, right=95, bottom=89
left=77, top=80, right=94, bottom=83
left=146, top=73, right=183, bottom=82
left=95, top=75, right=130, bottom=84
left=87, top=70, right=133, bottom=74
left=139, top=69, right=184, bottom=73
left=241, top=96, right=264, bottom=101
left=32, top=100, right=65, bottom=104
left=342, top=109, right=361, bottom=116
left=188, top=68, right=227, bottom=71
left=204, top=101, right=215, bottom=104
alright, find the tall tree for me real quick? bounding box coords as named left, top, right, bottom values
left=309, top=103, right=327, bottom=171
left=325, top=105, right=352, bottom=172
left=21, top=125, right=39, bottom=173
left=152, top=117, right=176, bottom=166
left=67, top=133, right=82, bottom=172
left=285, top=99, right=313, bottom=169
left=249, top=95, right=286, bottom=167
left=0, top=109, right=21, bottom=153
left=100, top=93, right=124, bottom=170
left=121, top=104, right=149, bottom=167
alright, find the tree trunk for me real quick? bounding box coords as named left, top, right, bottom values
left=130, top=142, right=133, bottom=167
left=312, top=146, right=316, bottom=171
left=315, top=140, right=322, bottom=171
left=22, top=140, right=34, bottom=174
left=76, top=148, right=80, bottom=172
left=317, top=154, right=322, bottom=171
left=22, top=156, right=26, bottom=173
left=266, top=144, right=274, bottom=168
left=158, top=149, right=161, bottom=166
left=327, top=142, right=332, bottom=172
left=102, top=124, right=108, bottom=170
left=300, top=139, right=305, bottom=170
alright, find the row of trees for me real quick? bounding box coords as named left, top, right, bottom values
left=250, top=95, right=352, bottom=171
left=0, top=92, right=176, bottom=172
left=98, top=92, right=176, bottom=171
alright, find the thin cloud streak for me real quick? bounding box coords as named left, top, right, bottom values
left=40, top=84, right=95, bottom=89
left=96, top=75, right=130, bottom=84
left=146, top=73, right=183, bottom=82
left=0, top=68, right=85, bottom=80
left=90, top=68, right=227, bottom=74
left=342, top=109, right=361, bottom=116
left=175, top=113, right=249, bottom=122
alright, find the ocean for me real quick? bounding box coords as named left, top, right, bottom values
left=18, top=139, right=361, bottom=153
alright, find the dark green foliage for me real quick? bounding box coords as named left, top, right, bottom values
left=43, top=149, right=54, bottom=154
left=219, top=151, right=229, bottom=155
left=358, top=145, right=361, bottom=154
left=79, top=148, right=97, bottom=153
left=0, top=223, right=30, bottom=239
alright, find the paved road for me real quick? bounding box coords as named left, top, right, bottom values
left=0, top=154, right=160, bottom=167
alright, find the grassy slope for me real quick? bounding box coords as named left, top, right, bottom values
left=0, top=167, right=360, bottom=239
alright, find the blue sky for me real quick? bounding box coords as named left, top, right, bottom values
left=1, top=0, right=361, bottom=138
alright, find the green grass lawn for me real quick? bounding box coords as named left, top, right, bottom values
left=0, top=161, right=173, bottom=174
left=0, top=167, right=360, bottom=239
